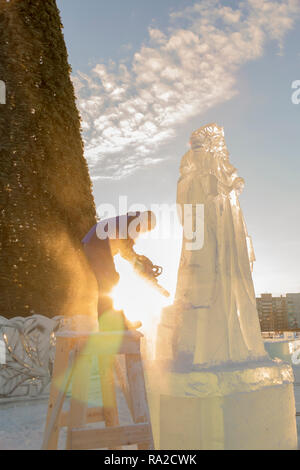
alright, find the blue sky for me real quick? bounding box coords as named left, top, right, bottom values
left=57, top=0, right=300, bottom=296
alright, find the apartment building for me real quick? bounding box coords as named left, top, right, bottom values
left=286, top=293, right=300, bottom=330
left=256, top=293, right=289, bottom=332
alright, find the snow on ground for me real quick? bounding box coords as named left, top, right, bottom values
left=0, top=367, right=132, bottom=450
left=1, top=367, right=300, bottom=450
left=0, top=400, right=48, bottom=450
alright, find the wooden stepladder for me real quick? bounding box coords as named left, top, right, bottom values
left=42, top=330, right=154, bottom=450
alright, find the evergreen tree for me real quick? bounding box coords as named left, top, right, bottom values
left=0, top=0, right=98, bottom=318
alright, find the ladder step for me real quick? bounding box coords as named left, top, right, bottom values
left=71, top=423, right=152, bottom=450
left=73, top=331, right=142, bottom=356
left=60, top=407, right=105, bottom=427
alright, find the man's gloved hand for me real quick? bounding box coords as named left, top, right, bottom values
left=134, top=255, right=160, bottom=277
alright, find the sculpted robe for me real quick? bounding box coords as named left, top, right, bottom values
left=157, top=124, right=266, bottom=365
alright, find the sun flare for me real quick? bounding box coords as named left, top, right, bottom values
left=111, top=254, right=172, bottom=355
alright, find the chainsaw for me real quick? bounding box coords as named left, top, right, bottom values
left=133, top=254, right=170, bottom=298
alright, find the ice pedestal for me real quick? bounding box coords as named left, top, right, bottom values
left=146, top=359, right=298, bottom=450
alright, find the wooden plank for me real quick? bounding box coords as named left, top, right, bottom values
left=126, top=353, right=154, bottom=450
left=66, top=353, right=92, bottom=449
left=41, top=350, right=75, bottom=450
left=126, top=354, right=149, bottom=423
left=57, top=330, right=143, bottom=341
left=98, top=354, right=121, bottom=450
left=43, top=336, right=73, bottom=450
left=60, top=407, right=104, bottom=427
left=114, top=356, right=133, bottom=417
left=76, top=332, right=141, bottom=357
left=71, top=423, right=152, bottom=450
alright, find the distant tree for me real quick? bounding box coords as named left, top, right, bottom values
left=0, top=0, right=98, bottom=318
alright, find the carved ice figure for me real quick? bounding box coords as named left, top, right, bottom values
left=151, top=125, right=297, bottom=451
left=157, top=123, right=266, bottom=365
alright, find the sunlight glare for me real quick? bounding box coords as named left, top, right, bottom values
left=111, top=254, right=172, bottom=357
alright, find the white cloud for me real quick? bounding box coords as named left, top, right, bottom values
left=73, top=0, right=300, bottom=180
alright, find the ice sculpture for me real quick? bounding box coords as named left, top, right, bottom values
left=157, top=123, right=266, bottom=365
left=149, top=124, right=298, bottom=450
left=0, top=315, right=62, bottom=398
left=0, top=314, right=97, bottom=398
